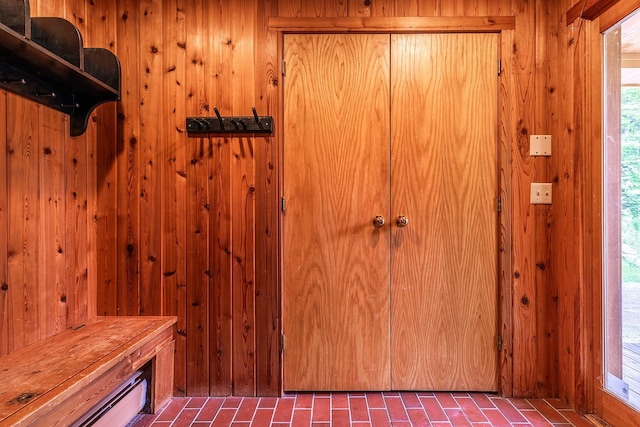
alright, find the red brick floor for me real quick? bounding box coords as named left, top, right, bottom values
left=128, top=392, right=595, bottom=427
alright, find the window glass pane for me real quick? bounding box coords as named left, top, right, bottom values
left=604, top=7, right=640, bottom=409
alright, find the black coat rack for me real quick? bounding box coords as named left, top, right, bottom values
left=186, top=107, right=273, bottom=134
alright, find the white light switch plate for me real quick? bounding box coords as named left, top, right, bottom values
left=531, top=183, right=552, bottom=204
left=530, top=135, right=552, bottom=156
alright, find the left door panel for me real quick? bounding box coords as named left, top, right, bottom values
left=283, top=34, right=392, bottom=391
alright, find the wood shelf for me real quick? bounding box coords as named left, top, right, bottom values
left=0, top=2, right=120, bottom=136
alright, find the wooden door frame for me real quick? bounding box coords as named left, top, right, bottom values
left=269, top=16, right=516, bottom=396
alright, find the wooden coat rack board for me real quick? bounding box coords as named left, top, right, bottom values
left=0, top=0, right=121, bottom=136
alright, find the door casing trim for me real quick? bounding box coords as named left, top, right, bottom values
left=273, top=21, right=514, bottom=397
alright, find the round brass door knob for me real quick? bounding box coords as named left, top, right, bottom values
left=396, top=216, right=409, bottom=227
left=373, top=215, right=385, bottom=229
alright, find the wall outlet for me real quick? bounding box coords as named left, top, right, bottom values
left=530, top=135, right=552, bottom=156
left=531, top=183, right=552, bottom=204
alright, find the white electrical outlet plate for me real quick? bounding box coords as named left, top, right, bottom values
left=531, top=183, right=552, bottom=204
left=530, top=135, right=552, bottom=156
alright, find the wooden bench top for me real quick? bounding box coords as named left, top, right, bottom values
left=0, top=316, right=176, bottom=425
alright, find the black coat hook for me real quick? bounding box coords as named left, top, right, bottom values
left=214, top=107, right=224, bottom=130
left=252, top=107, right=262, bottom=128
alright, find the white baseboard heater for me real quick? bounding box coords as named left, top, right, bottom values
left=70, top=365, right=152, bottom=427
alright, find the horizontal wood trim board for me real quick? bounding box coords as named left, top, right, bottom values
left=599, top=0, right=640, bottom=32
left=268, top=16, right=516, bottom=32
left=566, top=0, right=622, bottom=24
left=596, top=387, right=640, bottom=425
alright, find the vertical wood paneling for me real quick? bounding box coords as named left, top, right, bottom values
left=472, top=0, right=488, bottom=15
left=185, top=0, right=211, bottom=396
left=163, top=0, right=189, bottom=397
left=440, top=0, right=466, bottom=16
left=533, top=0, right=555, bottom=398
left=255, top=0, right=281, bottom=396
left=84, top=0, right=115, bottom=315
left=231, top=0, right=258, bottom=396
left=64, top=0, right=91, bottom=327
left=302, top=0, right=325, bottom=16
left=554, top=1, right=595, bottom=410
left=395, top=0, right=418, bottom=17
left=487, top=0, right=511, bottom=15
left=326, top=0, right=348, bottom=17
left=371, top=0, right=393, bottom=16
left=0, top=0, right=600, bottom=404
left=38, top=108, right=67, bottom=336
left=416, top=0, right=440, bottom=16
left=0, top=90, right=8, bottom=356
left=56, top=0, right=91, bottom=331
left=66, top=130, right=90, bottom=327
left=231, top=133, right=257, bottom=395
left=86, top=1, right=118, bottom=318
left=347, top=0, right=372, bottom=17
left=91, top=0, right=558, bottom=399
left=6, top=97, right=40, bottom=352
left=116, top=0, right=141, bottom=316
left=510, top=0, right=538, bottom=398
left=185, top=133, right=210, bottom=396
left=40, top=0, right=67, bottom=337
left=556, top=11, right=579, bottom=407
left=0, top=0, right=107, bottom=352
left=93, top=104, right=119, bottom=317
left=139, top=0, right=163, bottom=316
left=33, top=0, right=67, bottom=340
left=209, top=131, right=232, bottom=397
left=279, top=0, right=301, bottom=17
left=208, top=0, right=233, bottom=398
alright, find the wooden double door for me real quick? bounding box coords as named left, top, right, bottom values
left=283, top=33, right=499, bottom=391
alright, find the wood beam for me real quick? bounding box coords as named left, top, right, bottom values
left=268, top=16, right=516, bottom=32
left=567, top=0, right=622, bottom=24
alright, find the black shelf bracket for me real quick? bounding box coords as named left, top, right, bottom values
left=0, top=0, right=121, bottom=137
left=186, top=107, right=273, bottom=134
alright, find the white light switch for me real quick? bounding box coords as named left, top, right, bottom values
left=530, top=135, right=552, bottom=156
left=531, top=183, right=552, bottom=204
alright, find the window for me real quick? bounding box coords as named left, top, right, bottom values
left=604, top=7, right=640, bottom=409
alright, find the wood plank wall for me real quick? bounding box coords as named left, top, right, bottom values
left=0, top=0, right=100, bottom=355
left=0, top=0, right=599, bottom=408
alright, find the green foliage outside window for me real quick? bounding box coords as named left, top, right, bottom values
left=621, top=87, right=640, bottom=279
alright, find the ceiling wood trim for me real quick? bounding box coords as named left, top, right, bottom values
left=268, top=16, right=516, bottom=33
left=566, top=0, right=622, bottom=24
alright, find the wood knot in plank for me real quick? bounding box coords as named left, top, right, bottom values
left=8, top=393, right=39, bottom=405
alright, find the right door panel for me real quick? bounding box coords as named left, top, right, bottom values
left=390, top=33, right=499, bottom=391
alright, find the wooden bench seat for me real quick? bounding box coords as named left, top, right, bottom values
left=0, top=316, right=176, bottom=426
